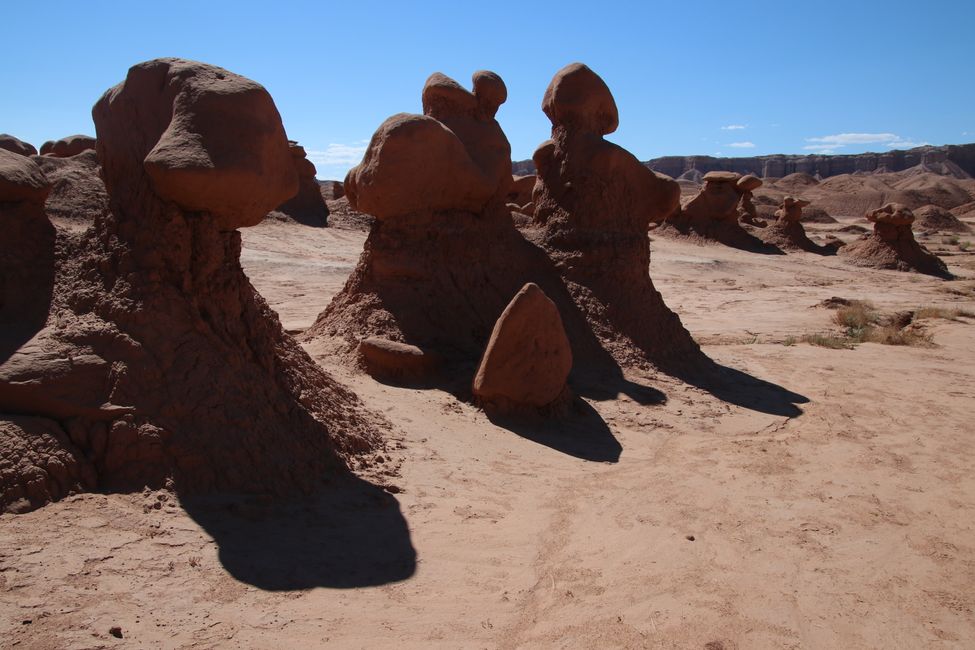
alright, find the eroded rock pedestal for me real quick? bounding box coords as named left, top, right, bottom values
left=530, top=63, right=700, bottom=370
left=840, top=202, right=951, bottom=277
left=0, top=59, right=385, bottom=513
left=758, top=196, right=835, bottom=254
left=660, top=171, right=773, bottom=252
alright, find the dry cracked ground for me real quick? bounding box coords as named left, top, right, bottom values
left=2, top=216, right=974, bottom=649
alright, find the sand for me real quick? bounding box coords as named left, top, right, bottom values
left=2, top=217, right=974, bottom=648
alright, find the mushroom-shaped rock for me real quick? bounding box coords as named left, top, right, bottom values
left=473, top=283, right=572, bottom=412
left=0, top=134, right=38, bottom=157
left=308, top=69, right=599, bottom=373
left=39, top=135, right=96, bottom=158
left=0, top=58, right=383, bottom=512
left=97, top=63, right=299, bottom=230
left=531, top=63, right=699, bottom=371
left=541, top=62, right=619, bottom=135
left=840, top=203, right=950, bottom=277
left=661, top=170, right=776, bottom=252
left=759, top=196, right=834, bottom=254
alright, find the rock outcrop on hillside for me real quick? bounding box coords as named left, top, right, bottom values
left=39, top=135, right=97, bottom=158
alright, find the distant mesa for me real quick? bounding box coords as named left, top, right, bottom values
left=840, top=203, right=951, bottom=278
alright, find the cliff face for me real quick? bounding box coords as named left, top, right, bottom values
left=513, top=143, right=975, bottom=179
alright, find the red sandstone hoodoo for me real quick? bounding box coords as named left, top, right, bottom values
left=839, top=202, right=951, bottom=277
left=530, top=62, right=700, bottom=370
left=0, top=58, right=386, bottom=514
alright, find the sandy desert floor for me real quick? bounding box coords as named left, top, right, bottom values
left=2, top=217, right=974, bottom=649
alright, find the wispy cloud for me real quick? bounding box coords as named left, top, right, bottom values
left=721, top=124, right=747, bottom=130
left=804, top=132, right=928, bottom=153
left=306, top=142, right=369, bottom=167
left=728, top=141, right=755, bottom=149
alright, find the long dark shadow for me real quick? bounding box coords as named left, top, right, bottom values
left=671, top=356, right=809, bottom=418
left=486, top=395, right=622, bottom=463
left=181, top=475, right=416, bottom=591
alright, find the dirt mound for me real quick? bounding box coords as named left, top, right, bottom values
left=0, top=134, right=37, bottom=157
left=839, top=203, right=951, bottom=278
left=913, top=204, right=971, bottom=233
left=531, top=63, right=701, bottom=370
left=324, top=196, right=374, bottom=231
left=772, top=172, right=819, bottom=191
left=0, top=58, right=386, bottom=514
left=30, top=150, right=108, bottom=224
left=40, top=135, right=96, bottom=158
left=950, top=201, right=975, bottom=220
left=800, top=206, right=837, bottom=223
left=271, top=141, right=329, bottom=226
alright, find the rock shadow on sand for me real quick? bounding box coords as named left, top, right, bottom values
left=181, top=475, right=416, bottom=591
left=486, top=394, right=622, bottom=463
left=674, top=357, right=809, bottom=418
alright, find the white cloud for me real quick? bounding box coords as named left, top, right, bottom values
left=306, top=142, right=368, bottom=167
left=721, top=124, right=746, bottom=130
left=804, top=132, right=928, bottom=153
left=728, top=141, right=755, bottom=148
left=803, top=144, right=838, bottom=154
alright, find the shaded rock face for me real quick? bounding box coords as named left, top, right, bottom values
left=507, top=174, right=536, bottom=213
left=473, top=283, right=572, bottom=412
left=0, top=58, right=385, bottom=513
left=40, top=135, right=97, bottom=158
left=31, top=150, right=109, bottom=223
left=272, top=141, right=329, bottom=226
left=531, top=63, right=699, bottom=370
left=661, top=171, right=774, bottom=252
left=0, top=134, right=38, bottom=157
left=840, top=203, right=951, bottom=277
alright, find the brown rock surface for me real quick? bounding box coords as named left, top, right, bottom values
left=472, top=283, right=572, bottom=412
left=531, top=63, right=700, bottom=370
left=31, top=150, right=108, bottom=223
left=0, top=58, right=385, bottom=512
left=840, top=203, right=951, bottom=277
left=358, top=337, right=441, bottom=383
left=736, top=174, right=766, bottom=227
left=0, top=134, right=38, bottom=157
left=39, top=134, right=96, bottom=158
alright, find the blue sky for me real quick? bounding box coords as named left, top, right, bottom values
left=2, top=1, right=973, bottom=180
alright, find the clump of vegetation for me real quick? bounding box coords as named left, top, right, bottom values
left=796, top=299, right=971, bottom=350
left=943, top=235, right=960, bottom=246
left=959, top=240, right=972, bottom=251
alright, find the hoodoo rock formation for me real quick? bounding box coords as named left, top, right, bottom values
left=530, top=63, right=700, bottom=369
left=0, top=59, right=385, bottom=513
left=758, top=196, right=835, bottom=254
left=39, top=134, right=97, bottom=158
left=660, top=170, right=774, bottom=252
left=736, top=174, right=766, bottom=227
left=840, top=203, right=951, bottom=277
left=0, top=134, right=38, bottom=157
left=305, top=70, right=582, bottom=374
left=473, top=283, right=572, bottom=414
left=270, top=141, right=329, bottom=226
